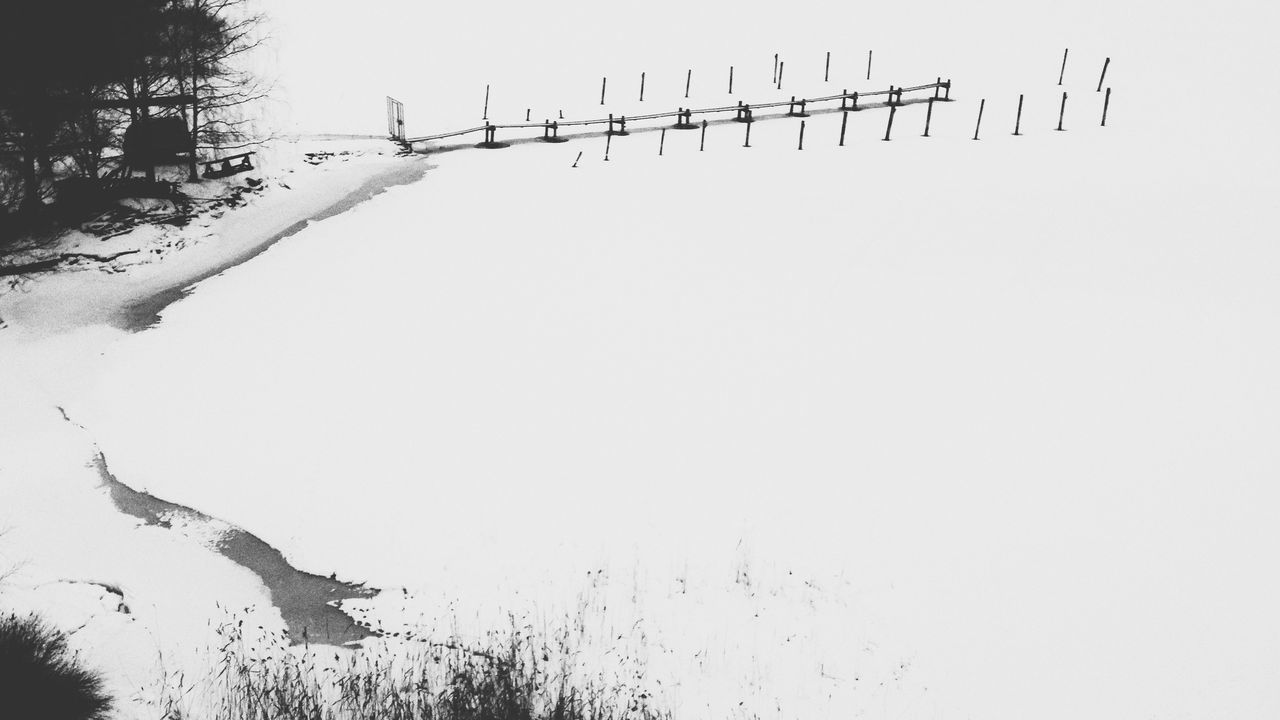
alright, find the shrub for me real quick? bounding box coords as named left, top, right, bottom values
left=0, top=613, right=113, bottom=720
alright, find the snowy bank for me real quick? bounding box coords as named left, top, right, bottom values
left=0, top=136, right=427, bottom=335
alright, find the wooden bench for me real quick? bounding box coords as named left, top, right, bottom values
left=202, top=151, right=255, bottom=179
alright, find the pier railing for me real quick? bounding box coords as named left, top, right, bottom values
left=399, top=78, right=951, bottom=146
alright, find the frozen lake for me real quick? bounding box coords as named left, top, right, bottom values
left=8, top=0, right=1280, bottom=715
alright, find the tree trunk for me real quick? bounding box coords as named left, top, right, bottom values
left=18, top=131, right=41, bottom=214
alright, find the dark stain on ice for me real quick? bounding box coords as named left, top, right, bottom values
left=87, top=447, right=379, bottom=646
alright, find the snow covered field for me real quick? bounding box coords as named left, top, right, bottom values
left=4, top=0, right=1280, bottom=718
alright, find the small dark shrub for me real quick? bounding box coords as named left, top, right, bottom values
left=0, top=613, right=113, bottom=720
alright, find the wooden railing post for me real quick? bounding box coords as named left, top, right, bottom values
left=1056, top=91, right=1067, bottom=131
left=1014, top=94, right=1024, bottom=135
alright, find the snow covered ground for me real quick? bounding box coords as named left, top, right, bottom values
left=4, top=0, right=1280, bottom=718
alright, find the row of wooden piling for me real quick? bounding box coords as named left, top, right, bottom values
left=588, top=50, right=875, bottom=107
left=600, top=86, right=1111, bottom=162
left=1059, top=50, right=1111, bottom=91
left=972, top=88, right=1113, bottom=139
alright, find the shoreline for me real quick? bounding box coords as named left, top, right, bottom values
left=0, top=145, right=430, bottom=337
left=119, top=158, right=430, bottom=332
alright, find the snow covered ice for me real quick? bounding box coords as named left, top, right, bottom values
left=3, top=0, right=1280, bottom=718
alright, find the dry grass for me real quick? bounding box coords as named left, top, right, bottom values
left=157, top=607, right=667, bottom=720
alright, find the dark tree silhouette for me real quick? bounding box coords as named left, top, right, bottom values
left=0, top=0, right=266, bottom=217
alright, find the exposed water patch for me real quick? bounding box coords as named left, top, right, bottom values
left=71, top=416, right=379, bottom=646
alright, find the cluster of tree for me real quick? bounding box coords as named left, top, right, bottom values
left=0, top=0, right=266, bottom=215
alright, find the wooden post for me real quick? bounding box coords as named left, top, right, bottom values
left=883, top=104, right=896, bottom=141
left=839, top=108, right=849, bottom=146
left=973, top=98, right=985, bottom=140
left=483, top=84, right=490, bottom=119
left=923, top=97, right=934, bottom=137
left=778, top=61, right=784, bottom=90
left=1102, top=87, right=1111, bottom=126
left=700, top=119, right=707, bottom=151
left=686, top=69, right=692, bottom=98
left=1056, top=91, right=1067, bottom=130
left=933, top=77, right=941, bottom=99
left=866, top=50, right=872, bottom=80
left=1014, top=94, right=1024, bottom=135
left=605, top=133, right=612, bottom=161
left=572, top=151, right=582, bottom=168
left=1097, top=57, right=1110, bottom=92
left=640, top=72, right=645, bottom=101
left=798, top=120, right=806, bottom=150
left=729, top=66, right=734, bottom=93
left=945, top=79, right=951, bottom=100
left=659, top=128, right=666, bottom=155
left=601, top=77, right=607, bottom=105
left=825, top=51, right=831, bottom=82
left=744, top=117, right=752, bottom=147
left=1058, top=48, right=1068, bottom=85
left=773, top=53, right=778, bottom=84
left=526, top=108, right=530, bottom=122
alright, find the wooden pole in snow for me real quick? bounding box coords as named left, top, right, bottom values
left=483, top=84, right=490, bottom=119
left=1102, top=87, right=1111, bottom=126
left=1058, top=48, right=1068, bottom=85
left=601, top=77, right=607, bottom=105
left=700, top=119, right=707, bottom=151
left=973, top=98, right=985, bottom=140
left=840, top=108, right=849, bottom=145
left=923, top=97, right=934, bottom=137
left=686, top=69, right=692, bottom=98
left=1097, top=58, right=1110, bottom=92
left=1014, top=94, right=1024, bottom=135
left=604, top=133, right=612, bottom=160
left=729, top=66, right=734, bottom=93
left=825, top=51, right=831, bottom=82
left=867, top=50, right=873, bottom=80
left=773, top=54, right=778, bottom=84
left=798, top=120, right=806, bottom=150
left=744, top=117, right=752, bottom=147
left=659, top=128, right=666, bottom=155
left=883, top=104, right=896, bottom=141
left=640, top=72, right=645, bottom=101
left=778, top=61, right=785, bottom=90
left=572, top=151, right=582, bottom=167
left=1056, top=91, right=1068, bottom=130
